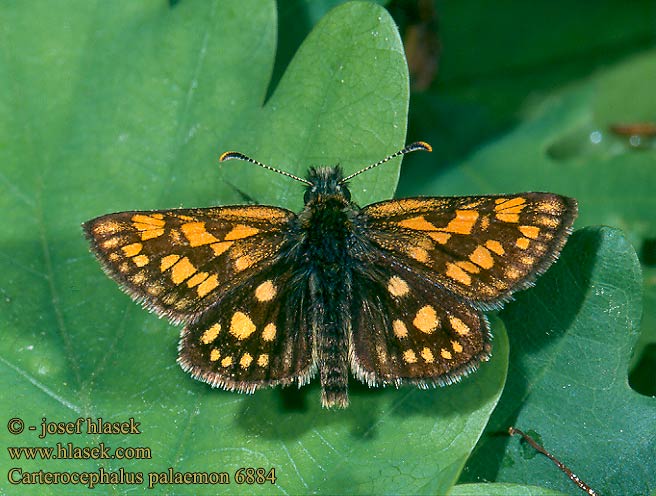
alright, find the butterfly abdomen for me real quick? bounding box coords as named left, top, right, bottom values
left=300, top=191, right=357, bottom=408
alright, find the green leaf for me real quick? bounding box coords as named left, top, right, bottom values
left=461, top=227, right=655, bottom=495
left=0, top=1, right=505, bottom=495
left=450, top=482, right=567, bottom=496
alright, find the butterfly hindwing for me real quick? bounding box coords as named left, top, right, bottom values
left=362, top=193, right=577, bottom=307
left=83, top=206, right=294, bottom=323
left=177, top=261, right=316, bottom=392
left=350, top=258, right=491, bottom=387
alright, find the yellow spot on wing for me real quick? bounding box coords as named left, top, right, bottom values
left=519, top=225, right=541, bottom=239
left=506, top=267, right=521, bottom=279
left=210, top=241, right=233, bottom=256
left=132, top=214, right=166, bottom=227
left=102, top=237, right=121, bottom=249
left=170, top=257, right=196, bottom=284
left=235, top=255, right=255, bottom=272
left=181, top=222, right=220, bottom=246
left=209, top=349, right=220, bottom=361
left=456, top=261, right=480, bottom=274
left=230, top=311, right=256, bottom=340
left=537, top=216, right=559, bottom=227
left=132, top=254, right=149, bottom=267
left=387, top=276, right=409, bottom=297
left=258, top=354, right=269, bottom=367
left=201, top=324, right=221, bottom=344
left=197, top=274, right=219, bottom=298
left=451, top=340, right=463, bottom=353
left=449, top=316, right=470, bottom=336
left=420, top=347, right=434, bottom=363
left=187, top=272, right=209, bottom=288
left=516, top=237, right=530, bottom=250
left=496, top=213, right=519, bottom=223
left=470, top=245, right=494, bottom=269
left=224, top=224, right=260, bottom=240
left=403, top=349, right=418, bottom=364
left=122, top=242, right=143, bottom=257
left=255, top=280, right=277, bottom=302
left=221, top=356, right=233, bottom=367
left=133, top=215, right=166, bottom=239
left=240, top=353, right=253, bottom=369
left=442, top=210, right=479, bottom=234
left=495, top=197, right=526, bottom=222
left=393, top=320, right=408, bottom=338
left=485, top=240, right=505, bottom=255
left=446, top=262, right=472, bottom=286
left=139, top=228, right=165, bottom=240
left=93, top=220, right=122, bottom=236
left=407, top=246, right=429, bottom=263
left=496, top=197, right=526, bottom=211
left=160, top=254, right=180, bottom=272
left=413, top=305, right=439, bottom=334
left=398, top=215, right=437, bottom=231
left=428, top=232, right=451, bottom=244
left=262, top=323, right=277, bottom=342
left=441, top=349, right=452, bottom=359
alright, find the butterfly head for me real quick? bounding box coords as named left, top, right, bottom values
left=219, top=141, right=432, bottom=205
left=304, top=166, right=351, bottom=204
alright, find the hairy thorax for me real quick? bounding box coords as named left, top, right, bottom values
left=299, top=195, right=355, bottom=268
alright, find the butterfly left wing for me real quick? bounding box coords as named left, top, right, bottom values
left=178, top=260, right=316, bottom=392
left=350, top=257, right=491, bottom=387
left=83, top=206, right=294, bottom=323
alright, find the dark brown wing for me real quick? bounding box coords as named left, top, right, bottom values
left=83, top=206, right=294, bottom=323
left=361, top=194, right=577, bottom=308
left=350, top=257, right=491, bottom=387
left=178, top=260, right=315, bottom=392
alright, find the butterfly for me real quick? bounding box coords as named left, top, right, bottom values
left=83, top=142, right=577, bottom=408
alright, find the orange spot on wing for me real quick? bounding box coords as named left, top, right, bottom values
left=197, top=274, right=219, bottom=297
left=170, top=257, right=196, bottom=284
left=519, top=225, right=540, bottom=239
left=224, top=224, right=260, bottom=240
left=469, top=245, right=494, bottom=269
left=442, top=210, right=479, bottom=234
left=181, top=222, right=220, bottom=246
left=398, top=215, right=437, bottom=231
left=446, top=262, right=472, bottom=285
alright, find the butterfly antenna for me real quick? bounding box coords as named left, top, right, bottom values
left=219, top=151, right=313, bottom=185
left=340, top=141, right=432, bottom=183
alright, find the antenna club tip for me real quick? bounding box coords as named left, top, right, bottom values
left=414, top=141, right=433, bottom=152
left=219, top=151, right=240, bottom=162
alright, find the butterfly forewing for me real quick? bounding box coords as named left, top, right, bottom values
left=178, top=261, right=316, bottom=392
left=362, top=194, right=577, bottom=307
left=350, top=257, right=490, bottom=387
left=83, top=206, right=294, bottom=323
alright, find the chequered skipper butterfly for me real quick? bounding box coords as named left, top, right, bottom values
left=83, top=142, right=577, bottom=408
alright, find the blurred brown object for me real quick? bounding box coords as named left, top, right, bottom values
left=609, top=122, right=656, bottom=137
left=398, top=0, right=441, bottom=91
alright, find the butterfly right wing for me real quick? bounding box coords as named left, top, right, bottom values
left=361, top=194, right=577, bottom=308
left=350, top=255, right=491, bottom=387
